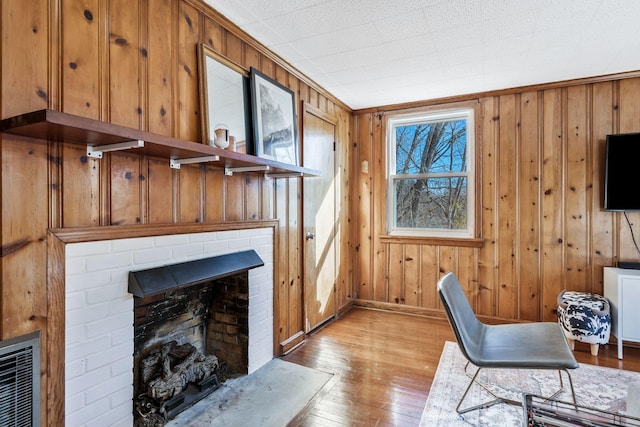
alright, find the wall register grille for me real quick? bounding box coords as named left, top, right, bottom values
left=0, top=331, right=40, bottom=427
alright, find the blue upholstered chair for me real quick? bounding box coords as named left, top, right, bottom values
left=437, top=272, right=579, bottom=414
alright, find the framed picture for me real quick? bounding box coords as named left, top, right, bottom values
left=249, top=67, right=298, bottom=166
left=197, top=43, right=252, bottom=153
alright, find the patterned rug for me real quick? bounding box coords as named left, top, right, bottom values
left=421, top=341, right=640, bottom=426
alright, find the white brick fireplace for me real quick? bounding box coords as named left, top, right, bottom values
left=64, top=228, right=274, bottom=427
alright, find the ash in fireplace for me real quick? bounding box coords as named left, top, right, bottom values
left=134, top=341, right=222, bottom=427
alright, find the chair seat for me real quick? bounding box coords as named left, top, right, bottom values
left=476, top=322, right=580, bottom=369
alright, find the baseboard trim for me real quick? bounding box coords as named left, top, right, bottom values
left=280, top=330, right=305, bottom=355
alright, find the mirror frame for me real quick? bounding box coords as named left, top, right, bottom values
left=197, top=43, right=252, bottom=153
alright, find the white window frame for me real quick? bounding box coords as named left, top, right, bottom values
left=386, top=108, right=475, bottom=238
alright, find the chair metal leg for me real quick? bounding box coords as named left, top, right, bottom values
left=455, top=363, right=577, bottom=415
left=562, top=368, right=577, bottom=408
left=456, top=363, right=515, bottom=414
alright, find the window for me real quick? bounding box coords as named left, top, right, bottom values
left=387, top=108, right=475, bottom=238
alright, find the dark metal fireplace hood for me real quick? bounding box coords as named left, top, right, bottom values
left=128, top=250, right=264, bottom=298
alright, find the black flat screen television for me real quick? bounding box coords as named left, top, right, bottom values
left=604, top=132, right=640, bottom=211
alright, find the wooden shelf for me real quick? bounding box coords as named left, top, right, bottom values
left=0, top=109, right=320, bottom=177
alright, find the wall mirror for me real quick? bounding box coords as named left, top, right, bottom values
left=198, top=43, right=251, bottom=153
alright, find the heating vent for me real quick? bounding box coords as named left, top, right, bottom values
left=0, top=331, right=40, bottom=427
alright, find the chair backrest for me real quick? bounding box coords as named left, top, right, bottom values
left=437, top=272, right=485, bottom=364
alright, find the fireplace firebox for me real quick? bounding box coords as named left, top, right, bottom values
left=129, top=250, right=263, bottom=425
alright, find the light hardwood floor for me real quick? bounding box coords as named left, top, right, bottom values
left=283, top=307, right=640, bottom=427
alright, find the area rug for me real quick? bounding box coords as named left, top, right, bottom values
left=421, top=341, right=640, bottom=426
left=166, top=358, right=333, bottom=426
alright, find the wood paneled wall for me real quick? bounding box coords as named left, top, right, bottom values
left=1, top=1, right=351, bottom=424
left=352, top=77, right=640, bottom=322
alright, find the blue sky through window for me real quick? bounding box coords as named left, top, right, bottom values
left=395, top=119, right=467, bottom=174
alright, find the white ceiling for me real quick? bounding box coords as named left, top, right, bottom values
left=204, top=0, right=640, bottom=110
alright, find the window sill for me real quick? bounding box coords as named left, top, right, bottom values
left=379, top=234, right=484, bottom=248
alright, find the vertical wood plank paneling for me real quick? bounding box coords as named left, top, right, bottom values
left=245, top=175, right=261, bottom=220
left=457, top=247, right=476, bottom=310
left=355, top=114, right=373, bottom=300
left=309, top=88, right=319, bottom=109
left=518, top=91, right=541, bottom=320
left=260, top=55, right=275, bottom=78
left=339, top=112, right=352, bottom=307
left=48, top=0, right=61, bottom=112
left=176, top=1, right=199, bottom=141
left=541, top=88, right=564, bottom=320
left=49, top=140, right=63, bottom=229
left=1, top=0, right=49, bottom=117
left=617, top=78, right=640, bottom=262
left=334, top=114, right=347, bottom=308
left=61, top=0, right=100, bottom=118
left=497, top=94, right=518, bottom=319
left=178, top=165, right=201, bottom=223
left=372, top=114, right=387, bottom=301
left=285, top=71, right=302, bottom=175
left=388, top=244, right=404, bottom=304
left=224, top=30, right=242, bottom=65
left=147, top=0, right=174, bottom=136
left=298, top=81, right=310, bottom=107
left=138, top=0, right=148, bottom=131
left=274, top=179, right=290, bottom=345
left=244, top=43, right=260, bottom=70
left=225, top=175, right=244, bottom=221
left=419, top=245, right=439, bottom=308
left=109, top=152, right=142, bottom=225
left=565, top=85, right=589, bottom=292
left=288, top=178, right=303, bottom=332
left=350, top=77, right=640, bottom=322
left=262, top=173, right=275, bottom=220
left=590, top=82, right=615, bottom=293
left=203, top=167, right=224, bottom=222
left=147, top=158, right=174, bottom=223
left=439, top=246, right=456, bottom=282
left=202, top=15, right=223, bottom=52
left=477, top=97, right=498, bottom=317
left=1, top=140, right=49, bottom=337
left=61, top=144, right=100, bottom=227
left=108, top=0, right=140, bottom=128
left=403, top=244, right=420, bottom=307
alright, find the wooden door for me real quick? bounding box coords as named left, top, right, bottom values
left=302, top=104, right=337, bottom=332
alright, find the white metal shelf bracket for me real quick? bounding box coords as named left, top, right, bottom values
left=224, top=165, right=270, bottom=176
left=169, top=155, right=220, bottom=169
left=86, top=140, right=144, bottom=158
left=264, top=172, right=304, bottom=179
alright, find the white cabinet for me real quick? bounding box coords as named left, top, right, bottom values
left=603, top=267, right=640, bottom=359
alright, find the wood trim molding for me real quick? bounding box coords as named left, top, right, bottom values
left=49, top=220, right=278, bottom=243
left=355, top=69, right=640, bottom=114
left=279, top=330, right=305, bottom=355
left=353, top=299, right=448, bottom=320
left=352, top=299, right=525, bottom=325
left=46, top=233, right=65, bottom=427
left=379, top=234, right=485, bottom=248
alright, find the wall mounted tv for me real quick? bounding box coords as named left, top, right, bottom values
left=604, top=132, right=640, bottom=211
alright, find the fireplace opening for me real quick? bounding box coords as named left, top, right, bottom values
left=129, top=251, right=262, bottom=426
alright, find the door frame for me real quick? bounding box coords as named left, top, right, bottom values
left=301, top=102, right=339, bottom=332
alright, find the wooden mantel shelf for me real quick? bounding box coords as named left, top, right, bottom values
left=0, top=109, right=321, bottom=177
